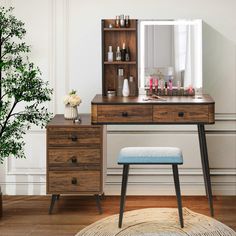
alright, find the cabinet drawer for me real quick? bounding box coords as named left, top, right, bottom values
left=153, top=105, right=209, bottom=123
left=47, top=127, right=101, bottom=147
left=48, top=148, right=101, bottom=168
left=97, top=105, right=153, bottom=123
left=48, top=171, right=101, bottom=193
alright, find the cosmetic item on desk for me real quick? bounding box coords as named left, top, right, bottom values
left=154, top=78, right=158, bottom=94
left=160, top=79, right=164, bottom=95
left=125, top=15, right=130, bottom=28
left=107, top=46, right=113, bottom=62
left=168, top=79, right=173, bottom=95
left=121, top=43, right=126, bottom=61
left=125, top=47, right=130, bottom=61
left=120, top=15, right=125, bottom=27
left=165, top=82, right=168, bottom=95
left=122, top=78, right=130, bottom=97
left=115, top=16, right=120, bottom=28
left=116, top=46, right=121, bottom=61
left=149, top=77, right=153, bottom=95
left=117, top=68, right=124, bottom=96
left=129, top=76, right=135, bottom=96
left=107, top=90, right=116, bottom=97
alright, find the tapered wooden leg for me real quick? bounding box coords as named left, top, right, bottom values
left=48, top=194, right=58, bottom=214
left=172, top=164, right=184, bottom=228
left=95, top=194, right=103, bottom=214
left=119, top=164, right=129, bottom=228
left=198, top=124, right=214, bottom=217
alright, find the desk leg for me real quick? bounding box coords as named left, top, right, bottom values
left=198, top=124, right=214, bottom=217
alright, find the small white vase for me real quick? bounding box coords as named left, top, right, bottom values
left=64, top=105, right=78, bottom=120
left=122, top=78, right=130, bottom=97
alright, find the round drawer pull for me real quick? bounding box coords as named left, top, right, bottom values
left=71, top=134, right=78, bottom=142
left=71, top=156, right=77, bottom=163
left=71, top=177, right=77, bottom=185
left=122, top=112, right=128, bottom=117
left=178, top=112, right=184, bottom=117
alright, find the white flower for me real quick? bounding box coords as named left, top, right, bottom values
left=64, top=91, right=82, bottom=107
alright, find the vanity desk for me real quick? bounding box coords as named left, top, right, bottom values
left=91, top=94, right=215, bottom=216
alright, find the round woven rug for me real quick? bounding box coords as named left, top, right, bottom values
left=76, top=208, right=236, bottom=236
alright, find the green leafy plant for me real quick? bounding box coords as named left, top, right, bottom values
left=0, top=7, right=53, bottom=163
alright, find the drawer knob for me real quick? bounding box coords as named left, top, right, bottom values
left=71, top=177, right=77, bottom=185
left=71, top=134, right=78, bottom=142
left=71, top=156, right=77, bottom=163
left=122, top=112, right=128, bottom=117
left=178, top=112, right=184, bottom=117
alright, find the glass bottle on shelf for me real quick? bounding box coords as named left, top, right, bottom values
left=116, top=46, right=121, bottom=61
left=117, top=68, right=124, bottom=96
left=129, top=76, right=136, bottom=96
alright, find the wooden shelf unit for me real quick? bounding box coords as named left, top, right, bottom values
left=101, top=19, right=138, bottom=96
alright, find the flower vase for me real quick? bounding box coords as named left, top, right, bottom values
left=64, top=105, right=78, bottom=120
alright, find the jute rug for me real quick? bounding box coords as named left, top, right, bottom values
left=76, top=208, right=236, bottom=236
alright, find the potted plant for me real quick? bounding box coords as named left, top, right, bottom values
left=0, top=7, right=52, bottom=216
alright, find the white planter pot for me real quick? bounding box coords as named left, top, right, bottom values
left=64, top=105, right=78, bottom=120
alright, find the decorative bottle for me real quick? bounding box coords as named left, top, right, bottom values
left=122, top=78, right=130, bottom=97
left=121, top=43, right=126, bottom=61
left=125, top=15, right=130, bottom=28
left=117, top=68, right=124, bottom=96
left=120, top=15, right=125, bottom=28
left=107, top=46, right=113, bottom=62
left=125, top=47, right=130, bottom=61
left=116, top=46, right=121, bottom=61
left=129, top=76, right=135, bottom=96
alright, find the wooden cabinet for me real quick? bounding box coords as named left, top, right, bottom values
left=46, top=114, right=103, bottom=213
left=102, top=19, right=138, bottom=96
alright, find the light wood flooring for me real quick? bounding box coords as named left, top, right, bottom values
left=0, top=196, right=236, bottom=235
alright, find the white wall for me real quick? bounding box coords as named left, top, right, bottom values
left=0, top=0, right=235, bottom=195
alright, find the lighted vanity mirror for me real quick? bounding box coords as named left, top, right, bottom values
left=139, top=20, right=202, bottom=95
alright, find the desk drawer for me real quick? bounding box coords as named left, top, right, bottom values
left=48, top=171, right=101, bottom=193
left=153, top=104, right=210, bottom=123
left=48, top=148, right=101, bottom=168
left=97, top=105, right=153, bottom=123
left=47, top=127, right=101, bottom=147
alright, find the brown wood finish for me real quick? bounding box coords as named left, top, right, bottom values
left=1, top=196, right=236, bottom=235
left=46, top=114, right=103, bottom=196
left=102, top=19, right=138, bottom=96
left=153, top=104, right=209, bottom=123
left=91, top=94, right=215, bottom=124
left=48, top=171, right=101, bottom=193
left=0, top=187, right=2, bottom=217
left=97, top=104, right=153, bottom=123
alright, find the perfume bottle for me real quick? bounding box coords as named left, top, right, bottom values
left=107, top=46, right=113, bottom=62
left=116, top=46, right=121, bottom=61
left=129, top=76, right=135, bottom=96
left=165, top=82, right=168, bottom=95
left=122, top=78, right=130, bottom=97
left=149, top=77, right=153, bottom=95
left=154, top=78, right=158, bottom=93
left=125, top=15, right=130, bottom=28
left=117, top=68, right=124, bottom=96
left=121, top=43, right=126, bottom=61
left=120, top=15, right=125, bottom=28
left=125, top=47, right=130, bottom=61
left=168, top=79, right=173, bottom=95
left=115, top=16, right=120, bottom=28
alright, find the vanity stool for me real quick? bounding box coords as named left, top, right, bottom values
left=118, top=147, right=184, bottom=228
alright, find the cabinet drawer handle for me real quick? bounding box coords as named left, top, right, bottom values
left=122, top=112, right=128, bottom=117
left=70, top=134, right=78, bottom=142
left=71, top=177, right=77, bottom=185
left=178, top=112, right=184, bottom=117
left=71, top=156, right=77, bottom=164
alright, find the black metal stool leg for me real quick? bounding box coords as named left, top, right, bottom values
left=119, top=164, right=129, bottom=228
left=49, top=194, right=58, bottom=214
left=95, top=194, right=103, bottom=214
left=198, top=124, right=214, bottom=217
left=172, top=164, right=184, bottom=228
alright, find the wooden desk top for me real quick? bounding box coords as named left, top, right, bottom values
left=91, top=94, right=215, bottom=105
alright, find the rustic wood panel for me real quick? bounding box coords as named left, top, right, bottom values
left=91, top=105, right=98, bottom=123
left=48, top=148, right=101, bottom=167
left=47, top=127, right=101, bottom=147
left=97, top=104, right=153, bottom=123
left=48, top=171, right=101, bottom=193
left=153, top=104, right=209, bottom=123
left=208, top=104, right=215, bottom=124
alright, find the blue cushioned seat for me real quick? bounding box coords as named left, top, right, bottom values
left=118, top=147, right=183, bottom=165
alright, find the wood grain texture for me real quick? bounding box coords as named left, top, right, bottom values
left=97, top=104, right=153, bottom=123
left=153, top=104, right=209, bottom=123
left=91, top=105, right=98, bottom=123
left=1, top=196, right=236, bottom=235
left=208, top=104, right=215, bottom=123
left=48, top=171, right=101, bottom=193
